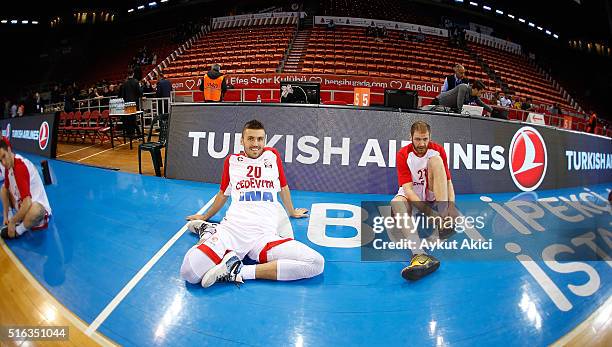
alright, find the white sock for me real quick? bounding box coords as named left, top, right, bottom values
left=16, top=223, right=27, bottom=236
left=240, top=265, right=256, bottom=280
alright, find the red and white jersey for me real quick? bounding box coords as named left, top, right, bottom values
left=396, top=141, right=451, bottom=201
left=4, top=154, right=52, bottom=215
left=219, top=147, right=287, bottom=235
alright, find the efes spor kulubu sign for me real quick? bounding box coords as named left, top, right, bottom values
left=170, top=74, right=442, bottom=94
left=165, top=104, right=611, bottom=194
left=0, top=113, right=59, bottom=158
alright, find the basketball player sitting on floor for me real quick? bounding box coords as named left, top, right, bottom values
left=180, top=120, right=324, bottom=287
left=0, top=138, right=52, bottom=239
left=391, top=121, right=458, bottom=281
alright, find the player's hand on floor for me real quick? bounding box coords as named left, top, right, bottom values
left=290, top=208, right=309, bottom=218
left=186, top=215, right=206, bottom=221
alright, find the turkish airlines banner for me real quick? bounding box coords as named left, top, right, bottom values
left=165, top=104, right=612, bottom=194
left=0, top=112, right=59, bottom=158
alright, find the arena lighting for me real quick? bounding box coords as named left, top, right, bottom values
left=483, top=5, right=491, bottom=11
left=518, top=18, right=526, bottom=23
left=137, top=5, right=145, bottom=10
left=537, top=26, right=543, bottom=31
left=495, top=9, right=503, bottom=14
left=32, top=20, right=38, bottom=24
left=528, top=22, right=535, bottom=27
left=545, top=30, right=551, bottom=35
left=128, top=8, right=134, bottom=13
left=553, top=34, right=559, bottom=39
left=455, top=0, right=464, bottom=3
left=161, top=0, right=168, bottom=2
left=469, top=2, right=478, bottom=6
left=21, top=20, right=28, bottom=24
left=1, top=20, right=7, bottom=24
left=10, top=20, right=18, bottom=24
left=149, top=2, right=157, bottom=6
left=507, top=14, right=514, bottom=19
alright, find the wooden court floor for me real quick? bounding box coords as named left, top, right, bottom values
left=55, top=140, right=165, bottom=175
left=0, top=140, right=610, bottom=346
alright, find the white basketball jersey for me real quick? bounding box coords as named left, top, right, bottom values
left=396, top=141, right=451, bottom=201
left=219, top=147, right=287, bottom=235
left=4, top=154, right=52, bottom=215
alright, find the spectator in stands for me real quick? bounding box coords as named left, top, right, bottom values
left=400, top=30, right=411, bottom=41
left=17, top=104, right=25, bottom=117
left=134, top=64, right=143, bottom=81
left=108, top=84, right=117, bottom=97
left=380, top=26, right=388, bottom=38
left=9, top=102, right=17, bottom=118
left=327, top=20, right=336, bottom=31
left=92, top=88, right=104, bottom=99
left=63, top=86, right=76, bottom=113
left=549, top=103, right=562, bottom=116
left=142, top=80, right=154, bottom=94
left=586, top=112, right=597, bottom=134
left=199, top=64, right=230, bottom=102
left=366, top=22, right=376, bottom=37
left=415, top=27, right=425, bottom=43
left=34, top=92, right=44, bottom=113
left=120, top=70, right=143, bottom=109
left=513, top=98, right=522, bottom=109
left=521, top=97, right=533, bottom=111
left=155, top=72, right=173, bottom=114
left=432, top=80, right=492, bottom=114
left=499, top=94, right=512, bottom=108
left=441, top=64, right=467, bottom=92
left=119, top=70, right=143, bottom=139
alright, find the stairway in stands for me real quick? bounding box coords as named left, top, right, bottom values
left=282, top=28, right=311, bottom=73
left=465, top=45, right=509, bottom=94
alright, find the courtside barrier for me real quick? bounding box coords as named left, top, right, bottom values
left=166, top=103, right=611, bottom=194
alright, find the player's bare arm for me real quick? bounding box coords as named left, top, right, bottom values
left=186, top=190, right=228, bottom=221
left=279, top=185, right=308, bottom=218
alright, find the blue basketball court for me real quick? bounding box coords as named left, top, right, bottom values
left=3, top=153, right=611, bottom=346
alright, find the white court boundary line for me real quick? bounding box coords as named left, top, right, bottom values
left=77, top=143, right=128, bottom=162
left=57, top=144, right=100, bottom=158
left=85, top=195, right=217, bottom=335
left=0, top=240, right=117, bottom=346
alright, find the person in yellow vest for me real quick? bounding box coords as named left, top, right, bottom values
left=199, top=64, right=229, bottom=102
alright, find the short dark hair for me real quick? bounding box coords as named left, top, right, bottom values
left=472, top=80, right=486, bottom=91
left=410, top=121, right=431, bottom=137
left=243, top=119, right=265, bottom=134
left=0, top=137, right=11, bottom=151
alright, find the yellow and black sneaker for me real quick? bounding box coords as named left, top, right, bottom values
left=401, top=254, right=440, bottom=281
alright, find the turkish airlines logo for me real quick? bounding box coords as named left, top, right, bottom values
left=509, top=126, right=547, bottom=191
left=39, top=122, right=49, bottom=150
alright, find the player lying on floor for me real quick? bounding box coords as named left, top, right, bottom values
left=180, top=120, right=324, bottom=287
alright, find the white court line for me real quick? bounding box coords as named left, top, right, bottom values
left=77, top=143, right=128, bottom=162
left=0, top=240, right=117, bottom=346
left=57, top=144, right=99, bottom=157
left=85, top=195, right=217, bottom=336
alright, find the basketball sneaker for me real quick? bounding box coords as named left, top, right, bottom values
left=187, top=220, right=218, bottom=241
left=401, top=254, right=440, bottom=281
left=201, top=251, right=244, bottom=288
